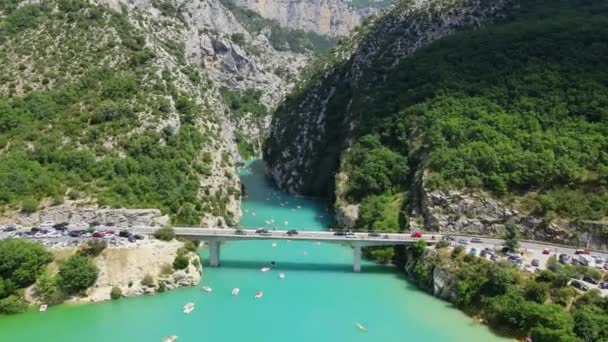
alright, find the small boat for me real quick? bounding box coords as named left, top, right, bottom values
left=356, top=323, right=367, bottom=332
left=39, top=304, right=48, bottom=312
left=183, top=302, right=195, bottom=314
left=163, top=336, right=178, bottom=342
left=252, top=212, right=256, bottom=216
left=202, top=286, right=212, bottom=293
left=303, top=251, right=308, bottom=256
left=260, top=267, right=270, bottom=272
left=255, top=291, right=263, bottom=299
left=271, top=242, right=277, bottom=247
left=284, top=221, right=289, bottom=225
left=279, top=273, right=285, bottom=279
left=316, top=242, right=321, bottom=246
left=232, top=288, right=240, bottom=296
left=297, top=205, right=302, bottom=209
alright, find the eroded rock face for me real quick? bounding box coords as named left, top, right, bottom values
left=83, top=240, right=202, bottom=302
left=1, top=204, right=169, bottom=228
left=420, top=184, right=608, bottom=251
left=231, top=0, right=387, bottom=36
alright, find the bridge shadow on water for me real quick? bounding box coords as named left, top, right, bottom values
left=209, top=259, right=399, bottom=275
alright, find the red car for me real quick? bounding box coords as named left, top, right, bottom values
left=410, top=231, right=422, bottom=238
left=575, top=249, right=591, bottom=255
left=92, top=232, right=104, bottom=238
left=542, top=249, right=551, bottom=255
left=105, top=230, right=115, bottom=236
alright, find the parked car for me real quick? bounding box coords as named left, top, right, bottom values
left=118, top=230, right=131, bottom=238
left=571, top=280, right=589, bottom=291
left=458, top=239, right=469, bottom=245
left=470, top=237, right=483, bottom=243
left=92, top=232, right=104, bottom=238
left=368, top=232, right=381, bottom=237
left=442, top=236, right=455, bottom=241
left=542, top=248, right=551, bottom=255
left=599, top=282, right=608, bottom=290
left=255, top=229, right=269, bottom=234
left=559, top=254, right=570, bottom=264
left=469, top=247, right=478, bottom=256
left=133, top=234, right=144, bottom=240
left=234, top=229, right=246, bottom=235
left=531, top=259, right=540, bottom=267
left=128, top=236, right=136, bottom=243
left=480, top=250, right=490, bottom=258
left=575, top=249, right=591, bottom=255
left=571, top=259, right=580, bottom=266
left=582, top=276, right=599, bottom=285
left=30, top=227, right=40, bottom=233
left=286, top=229, right=298, bottom=236
left=333, top=231, right=346, bottom=236
left=3, top=227, right=16, bottom=232
left=346, top=231, right=356, bottom=238
left=604, top=263, right=608, bottom=270
left=410, top=231, right=422, bottom=238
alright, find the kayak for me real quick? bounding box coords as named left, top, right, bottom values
left=260, top=267, right=270, bottom=272
left=39, top=304, right=48, bottom=312
left=163, top=336, right=178, bottom=342
left=356, top=323, right=367, bottom=332
left=271, top=242, right=277, bottom=247
left=279, top=273, right=285, bottom=279
left=232, top=288, right=240, bottom=296
left=201, top=286, right=212, bottom=293
left=255, top=291, right=263, bottom=299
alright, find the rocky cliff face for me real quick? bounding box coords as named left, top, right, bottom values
left=265, top=0, right=511, bottom=196
left=231, top=0, right=389, bottom=36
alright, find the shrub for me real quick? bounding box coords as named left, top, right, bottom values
left=110, top=286, right=122, bottom=300
left=58, top=255, right=98, bottom=294
left=21, top=198, right=39, bottom=213
left=153, top=226, right=175, bottom=241
left=451, top=245, right=465, bottom=258
left=34, top=272, right=64, bottom=305
left=410, top=239, right=427, bottom=258
left=0, top=295, right=27, bottom=314
left=140, top=274, right=154, bottom=287
left=160, top=263, right=173, bottom=276
left=435, top=240, right=450, bottom=249
left=78, top=239, right=107, bottom=257
left=0, top=239, right=53, bottom=288
left=158, top=281, right=166, bottom=292
left=172, top=255, right=188, bottom=270
left=183, top=240, right=198, bottom=253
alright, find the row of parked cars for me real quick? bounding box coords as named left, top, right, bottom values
left=559, top=252, right=608, bottom=270
left=1, top=224, right=146, bottom=246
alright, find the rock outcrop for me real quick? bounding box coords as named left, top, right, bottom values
left=82, top=240, right=202, bottom=302
left=231, top=0, right=390, bottom=36
left=0, top=204, right=169, bottom=228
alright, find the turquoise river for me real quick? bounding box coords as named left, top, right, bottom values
left=0, top=160, right=508, bottom=341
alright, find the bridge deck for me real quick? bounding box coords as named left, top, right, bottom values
left=131, top=227, right=439, bottom=246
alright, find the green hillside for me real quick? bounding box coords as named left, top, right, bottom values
left=0, top=0, right=237, bottom=225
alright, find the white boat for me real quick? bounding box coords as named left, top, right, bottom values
left=255, top=291, right=263, bottom=299
left=163, top=336, right=178, bottom=342
left=201, top=286, right=212, bottom=293
left=279, top=273, right=285, bottom=279
left=39, top=304, right=47, bottom=312
left=183, top=302, right=195, bottom=314
left=303, top=251, right=308, bottom=256
left=260, top=267, right=270, bottom=272
left=232, top=288, right=240, bottom=296
left=284, top=221, right=289, bottom=225
left=271, top=242, right=277, bottom=247
left=356, top=323, right=367, bottom=332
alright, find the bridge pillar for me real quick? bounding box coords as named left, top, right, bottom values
left=209, top=240, right=221, bottom=267
left=353, top=245, right=362, bottom=273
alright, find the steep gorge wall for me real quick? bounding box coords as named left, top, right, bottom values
left=265, top=0, right=512, bottom=196
left=231, top=0, right=385, bottom=36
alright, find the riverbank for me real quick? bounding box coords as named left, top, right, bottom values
left=28, top=239, right=202, bottom=304
left=399, top=243, right=608, bottom=341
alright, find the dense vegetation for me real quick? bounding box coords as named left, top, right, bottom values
left=219, top=0, right=338, bottom=54
left=0, top=0, right=236, bottom=225
left=408, top=243, right=608, bottom=341
left=0, top=239, right=53, bottom=313
left=324, top=0, right=608, bottom=231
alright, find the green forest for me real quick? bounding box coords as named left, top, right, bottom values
left=334, top=0, right=608, bottom=230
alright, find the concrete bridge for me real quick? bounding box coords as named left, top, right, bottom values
left=131, top=227, right=440, bottom=272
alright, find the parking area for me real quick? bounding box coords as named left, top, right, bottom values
left=446, top=235, right=608, bottom=296
left=0, top=222, right=152, bottom=250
